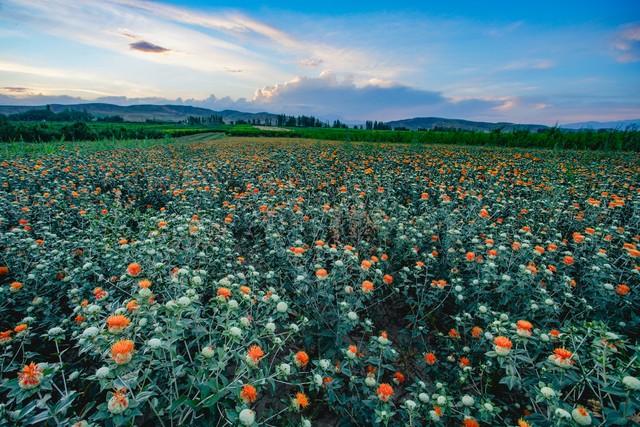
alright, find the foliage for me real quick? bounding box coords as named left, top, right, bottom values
left=225, top=127, right=640, bottom=151
left=0, top=137, right=638, bottom=426
left=0, top=120, right=221, bottom=143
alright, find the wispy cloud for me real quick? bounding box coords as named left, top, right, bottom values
left=0, top=0, right=388, bottom=85
left=1, top=86, right=28, bottom=93
left=501, top=59, right=555, bottom=71
left=612, top=23, right=640, bottom=63
left=0, top=60, right=93, bottom=80
left=486, top=21, right=524, bottom=37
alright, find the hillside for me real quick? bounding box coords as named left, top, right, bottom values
left=385, top=117, right=548, bottom=132
left=0, top=103, right=279, bottom=124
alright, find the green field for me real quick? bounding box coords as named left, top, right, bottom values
left=1, top=119, right=639, bottom=151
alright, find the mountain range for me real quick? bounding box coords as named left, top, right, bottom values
left=384, top=117, right=548, bottom=132
left=0, top=103, right=637, bottom=131
left=0, top=103, right=280, bottom=124
left=559, top=119, right=640, bottom=130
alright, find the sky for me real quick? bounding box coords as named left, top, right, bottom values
left=0, top=0, right=638, bottom=124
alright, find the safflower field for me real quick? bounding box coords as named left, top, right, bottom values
left=0, top=136, right=639, bottom=426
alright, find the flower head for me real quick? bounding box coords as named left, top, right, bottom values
left=217, top=287, right=231, bottom=299
left=239, top=408, right=255, bottom=426
left=377, top=383, right=394, bottom=402
left=106, top=314, right=130, bottom=333
left=549, top=347, right=574, bottom=368
left=292, top=391, right=310, bottom=410
left=111, top=339, right=135, bottom=365
left=240, top=384, right=258, bottom=403
left=126, top=262, right=142, bottom=277
left=246, top=345, right=264, bottom=367
left=493, top=336, right=513, bottom=356
left=107, top=388, right=129, bottom=414
left=516, top=320, right=533, bottom=337
left=294, top=351, right=309, bottom=368
left=571, top=406, right=591, bottom=425
left=18, top=362, right=43, bottom=390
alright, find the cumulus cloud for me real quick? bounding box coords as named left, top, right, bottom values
left=251, top=74, right=505, bottom=120
left=129, top=40, right=170, bottom=53
left=613, top=23, right=640, bottom=63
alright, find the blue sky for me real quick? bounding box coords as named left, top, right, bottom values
left=0, top=0, right=638, bottom=123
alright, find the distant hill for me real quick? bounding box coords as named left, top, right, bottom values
left=0, top=103, right=279, bottom=124
left=1, top=103, right=636, bottom=132
left=385, top=117, right=548, bottom=132
left=560, top=119, right=640, bottom=130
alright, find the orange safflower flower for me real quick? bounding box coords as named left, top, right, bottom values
left=14, top=323, right=27, bottom=333
left=315, top=268, right=328, bottom=279
left=18, top=362, right=43, bottom=390
left=424, top=352, right=437, bottom=365
left=382, top=274, right=393, bottom=285
left=108, top=388, right=129, bottom=414
left=111, top=339, right=135, bottom=365
left=494, top=336, right=513, bottom=356
left=361, top=280, right=374, bottom=293
left=0, top=330, right=13, bottom=344
left=462, top=417, right=480, bottom=427
left=431, top=279, right=448, bottom=289
left=549, top=347, right=574, bottom=368
left=471, top=326, right=483, bottom=338
left=217, top=287, right=232, bottom=299
left=516, top=320, right=533, bottom=337
left=126, top=263, right=142, bottom=277
left=572, top=232, right=585, bottom=243
left=348, top=344, right=358, bottom=354
left=616, top=284, right=630, bottom=296
left=563, top=256, right=574, bottom=265
left=393, top=371, right=405, bottom=384
left=106, top=315, right=130, bottom=333
left=293, top=391, right=309, bottom=409
left=240, top=384, right=258, bottom=403
left=377, top=383, right=394, bottom=401
left=294, top=351, right=309, bottom=368
left=246, top=345, right=265, bottom=366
